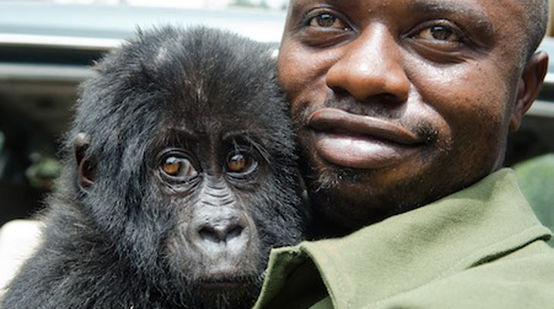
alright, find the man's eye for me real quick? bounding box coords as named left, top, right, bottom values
left=308, top=13, right=349, bottom=30
left=416, top=25, right=461, bottom=42
left=161, top=155, right=197, bottom=178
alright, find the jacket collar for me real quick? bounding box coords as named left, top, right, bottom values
left=256, top=169, right=552, bottom=308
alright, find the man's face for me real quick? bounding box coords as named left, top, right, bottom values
left=279, top=0, right=545, bottom=233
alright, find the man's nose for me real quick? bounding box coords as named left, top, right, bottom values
left=326, top=25, right=410, bottom=103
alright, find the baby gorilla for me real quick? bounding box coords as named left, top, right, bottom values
left=1, top=27, right=303, bottom=308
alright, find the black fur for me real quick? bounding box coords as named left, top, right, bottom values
left=1, top=27, right=303, bottom=309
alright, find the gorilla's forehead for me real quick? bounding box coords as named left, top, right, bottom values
left=85, top=27, right=290, bottom=160
left=157, top=117, right=271, bottom=150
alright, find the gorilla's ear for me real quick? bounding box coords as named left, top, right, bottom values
left=511, top=51, right=548, bottom=131
left=73, top=133, right=95, bottom=189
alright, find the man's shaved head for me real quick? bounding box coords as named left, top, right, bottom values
left=525, top=0, right=549, bottom=59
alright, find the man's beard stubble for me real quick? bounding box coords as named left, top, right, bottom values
left=294, top=120, right=456, bottom=236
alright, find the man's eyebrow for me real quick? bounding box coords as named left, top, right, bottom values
left=409, top=0, right=486, bottom=16
left=408, top=0, right=493, bottom=31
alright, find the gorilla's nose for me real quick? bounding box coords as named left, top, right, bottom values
left=198, top=220, right=244, bottom=244
left=190, top=207, right=252, bottom=255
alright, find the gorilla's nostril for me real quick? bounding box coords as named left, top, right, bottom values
left=198, top=224, right=244, bottom=244
left=226, top=226, right=243, bottom=242
left=199, top=226, right=222, bottom=243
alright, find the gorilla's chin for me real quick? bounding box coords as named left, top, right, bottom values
left=192, top=276, right=261, bottom=309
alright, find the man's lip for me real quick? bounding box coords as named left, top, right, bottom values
left=307, top=108, right=422, bottom=169
left=308, top=108, right=420, bottom=145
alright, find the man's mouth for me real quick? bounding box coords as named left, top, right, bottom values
left=307, top=108, right=422, bottom=169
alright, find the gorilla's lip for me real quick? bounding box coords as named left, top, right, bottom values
left=196, top=275, right=252, bottom=291
left=308, top=108, right=421, bottom=145
left=197, top=280, right=246, bottom=290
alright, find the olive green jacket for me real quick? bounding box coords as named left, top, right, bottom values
left=253, top=169, right=554, bottom=309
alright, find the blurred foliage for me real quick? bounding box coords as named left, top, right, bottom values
left=230, top=0, right=268, bottom=8
left=229, top=0, right=287, bottom=10
left=0, top=131, right=4, bottom=152
left=0, top=131, right=5, bottom=179
left=514, top=154, right=554, bottom=247
left=25, top=153, right=62, bottom=191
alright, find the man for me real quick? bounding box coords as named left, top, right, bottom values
left=253, top=0, right=554, bottom=308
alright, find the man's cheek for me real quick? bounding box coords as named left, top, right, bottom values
left=279, top=43, right=339, bottom=92
left=417, top=66, right=507, bottom=128
left=285, top=76, right=330, bottom=125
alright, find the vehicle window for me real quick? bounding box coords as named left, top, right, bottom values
left=0, top=0, right=552, bottom=228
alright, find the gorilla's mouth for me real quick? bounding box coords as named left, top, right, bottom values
left=192, top=275, right=261, bottom=309
left=195, top=275, right=255, bottom=292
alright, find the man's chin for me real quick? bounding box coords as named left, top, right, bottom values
left=302, top=163, right=390, bottom=234
left=306, top=165, right=360, bottom=191
left=302, top=160, right=436, bottom=232
left=303, top=158, right=400, bottom=193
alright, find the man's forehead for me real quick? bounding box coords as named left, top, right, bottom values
left=287, top=0, right=525, bottom=17
left=286, top=0, right=527, bottom=36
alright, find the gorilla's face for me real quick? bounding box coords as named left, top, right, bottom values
left=73, top=27, right=303, bottom=308
left=151, top=129, right=276, bottom=305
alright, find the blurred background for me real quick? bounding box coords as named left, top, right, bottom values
left=0, top=0, right=552, bottom=240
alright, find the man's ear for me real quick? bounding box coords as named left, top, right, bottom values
left=73, top=133, right=95, bottom=189
left=511, top=51, right=549, bottom=131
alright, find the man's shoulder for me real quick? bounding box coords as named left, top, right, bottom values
left=264, top=239, right=554, bottom=309
left=380, top=240, right=554, bottom=309
left=302, top=238, right=554, bottom=309
left=255, top=170, right=554, bottom=309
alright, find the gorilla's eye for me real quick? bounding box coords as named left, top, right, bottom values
left=226, top=152, right=257, bottom=174
left=161, top=155, right=198, bottom=178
